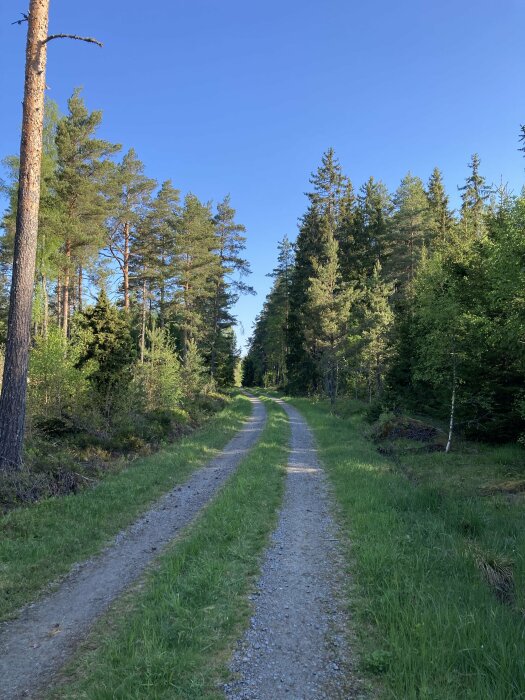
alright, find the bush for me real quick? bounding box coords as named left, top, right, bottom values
left=364, top=398, right=384, bottom=424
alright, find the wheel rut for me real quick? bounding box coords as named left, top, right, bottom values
left=0, top=394, right=267, bottom=700
left=225, top=398, right=360, bottom=700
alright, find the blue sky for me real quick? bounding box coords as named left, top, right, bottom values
left=1, top=0, right=524, bottom=349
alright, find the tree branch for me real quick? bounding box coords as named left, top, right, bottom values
left=45, top=34, right=103, bottom=48
left=11, top=13, right=29, bottom=26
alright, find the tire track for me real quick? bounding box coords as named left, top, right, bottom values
left=225, top=397, right=360, bottom=699
left=0, top=394, right=266, bottom=700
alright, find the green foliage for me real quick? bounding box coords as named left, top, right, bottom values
left=73, top=290, right=136, bottom=411
left=133, top=326, right=182, bottom=412
left=248, top=147, right=524, bottom=442
left=28, top=326, right=93, bottom=427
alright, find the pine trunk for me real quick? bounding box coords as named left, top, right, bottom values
left=140, top=279, right=146, bottom=363
left=42, top=273, right=48, bottom=337
left=62, top=240, right=71, bottom=337
left=0, top=0, right=50, bottom=471
left=123, top=221, right=130, bottom=311
left=77, top=266, right=83, bottom=312
left=445, top=350, right=457, bottom=454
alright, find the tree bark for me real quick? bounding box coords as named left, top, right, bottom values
left=77, top=265, right=83, bottom=312
left=123, top=221, right=130, bottom=311
left=140, top=279, right=146, bottom=363
left=0, top=0, right=49, bottom=471
left=62, top=239, right=71, bottom=337
left=42, top=273, right=48, bottom=337
left=446, top=348, right=457, bottom=454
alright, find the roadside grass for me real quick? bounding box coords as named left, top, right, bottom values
left=288, top=397, right=525, bottom=700
left=50, top=397, right=289, bottom=700
left=0, top=392, right=252, bottom=622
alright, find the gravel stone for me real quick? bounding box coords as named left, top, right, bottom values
left=224, top=398, right=362, bottom=700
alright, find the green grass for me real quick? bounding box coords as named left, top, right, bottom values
left=0, top=393, right=252, bottom=622
left=287, top=397, right=525, bottom=700
left=50, top=397, right=289, bottom=700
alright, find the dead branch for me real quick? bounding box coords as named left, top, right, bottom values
left=11, top=13, right=29, bottom=25
left=45, top=34, right=103, bottom=48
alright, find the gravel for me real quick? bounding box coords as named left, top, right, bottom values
left=224, top=398, right=362, bottom=700
left=0, top=395, right=266, bottom=700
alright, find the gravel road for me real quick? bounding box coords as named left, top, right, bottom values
left=0, top=394, right=266, bottom=700
left=225, top=398, right=361, bottom=700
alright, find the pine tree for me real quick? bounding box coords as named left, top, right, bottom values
left=105, top=149, right=156, bottom=312
left=206, top=195, right=252, bottom=380
left=129, top=181, right=179, bottom=361
left=55, top=89, right=120, bottom=336
left=388, top=173, right=431, bottom=297
left=173, top=194, right=218, bottom=360
left=0, top=1, right=50, bottom=471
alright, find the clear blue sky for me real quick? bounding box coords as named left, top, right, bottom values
left=1, top=1, right=524, bottom=350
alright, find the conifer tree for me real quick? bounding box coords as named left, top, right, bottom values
left=173, top=194, right=218, bottom=360
left=458, top=154, right=490, bottom=239
left=129, top=181, right=179, bottom=361
left=305, top=220, right=354, bottom=404
left=388, top=173, right=431, bottom=297
left=426, top=167, right=454, bottom=247
left=206, top=195, right=252, bottom=380
left=105, top=149, right=156, bottom=312
left=55, top=89, right=120, bottom=336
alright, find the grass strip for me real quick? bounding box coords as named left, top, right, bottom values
left=288, top=397, right=525, bottom=700
left=49, top=396, right=289, bottom=700
left=0, top=393, right=252, bottom=622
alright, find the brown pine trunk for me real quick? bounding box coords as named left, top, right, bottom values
left=123, top=221, right=130, bottom=311
left=140, top=279, right=146, bottom=363
left=77, top=265, right=83, bottom=312
left=62, top=240, right=71, bottom=337
left=0, top=0, right=50, bottom=471
left=56, top=275, right=61, bottom=327
left=42, top=273, right=48, bottom=337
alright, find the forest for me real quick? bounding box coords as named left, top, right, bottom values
left=1, top=4, right=525, bottom=698
left=243, top=144, right=525, bottom=447
left=0, top=90, right=251, bottom=504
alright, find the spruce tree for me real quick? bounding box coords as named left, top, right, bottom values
left=426, top=167, right=454, bottom=247
left=458, top=154, right=490, bottom=239
left=305, top=219, right=354, bottom=404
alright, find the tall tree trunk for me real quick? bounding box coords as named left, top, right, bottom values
left=77, top=265, right=83, bottom=312
left=42, top=273, right=48, bottom=337
left=56, top=275, right=61, bottom=327
left=140, top=279, right=146, bottom=364
left=0, top=0, right=49, bottom=472
left=123, top=221, right=130, bottom=311
left=62, top=240, right=71, bottom=337
left=446, top=346, right=457, bottom=454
